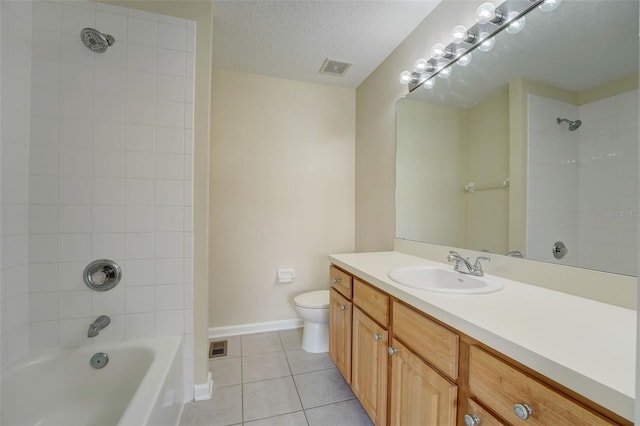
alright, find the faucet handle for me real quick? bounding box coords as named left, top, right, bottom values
left=474, top=256, right=491, bottom=269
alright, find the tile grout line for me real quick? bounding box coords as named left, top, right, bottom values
left=278, top=330, right=310, bottom=426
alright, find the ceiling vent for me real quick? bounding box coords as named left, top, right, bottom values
left=319, top=58, right=352, bottom=76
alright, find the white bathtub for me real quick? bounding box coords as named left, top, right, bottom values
left=1, top=336, right=184, bottom=426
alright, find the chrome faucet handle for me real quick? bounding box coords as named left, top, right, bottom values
left=473, top=256, right=491, bottom=274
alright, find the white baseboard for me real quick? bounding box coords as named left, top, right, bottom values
left=208, top=318, right=303, bottom=339
left=193, top=371, right=213, bottom=401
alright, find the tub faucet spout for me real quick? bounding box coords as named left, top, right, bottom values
left=88, top=315, right=111, bottom=338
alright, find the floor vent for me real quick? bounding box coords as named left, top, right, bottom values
left=209, top=340, right=227, bottom=358
left=319, top=58, right=352, bottom=76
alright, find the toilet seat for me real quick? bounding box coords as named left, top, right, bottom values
left=294, top=290, right=329, bottom=309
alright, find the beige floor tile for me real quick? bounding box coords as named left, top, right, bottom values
left=285, top=349, right=334, bottom=375
left=242, top=351, right=291, bottom=383
left=243, top=376, right=302, bottom=422
left=293, top=368, right=354, bottom=409
left=243, top=411, right=308, bottom=426
left=210, top=356, right=242, bottom=388
left=305, top=399, right=373, bottom=426
left=179, top=385, right=242, bottom=426
left=241, top=331, right=283, bottom=356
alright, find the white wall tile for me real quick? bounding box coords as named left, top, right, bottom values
left=126, top=44, right=156, bottom=73
left=59, top=147, right=92, bottom=176
left=30, top=146, right=58, bottom=176
left=125, top=233, right=155, bottom=259
left=32, top=29, right=61, bottom=60
left=157, top=74, right=185, bottom=102
left=31, top=87, right=60, bottom=117
left=124, top=259, right=156, bottom=286
left=60, top=119, right=92, bottom=147
left=61, top=3, right=95, bottom=34
left=126, top=70, right=156, bottom=99
left=186, top=23, right=195, bottom=54
left=29, top=235, right=58, bottom=263
left=156, top=206, right=183, bottom=232
left=60, top=62, right=94, bottom=92
left=92, top=205, right=124, bottom=232
left=3, top=295, right=29, bottom=331
left=92, top=178, right=125, bottom=205
left=125, top=312, right=155, bottom=340
left=125, top=205, right=155, bottom=232
left=29, top=292, right=59, bottom=322
left=128, top=17, right=158, bottom=47
left=125, top=286, right=155, bottom=313
left=30, top=321, right=59, bottom=351
left=155, top=180, right=182, bottom=206
left=58, top=233, right=91, bottom=262
left=60, top=91, right=93, bottom=121
left=92, top=286, right=125, bottom=316
left=155, top=233, right=183, bottom=258
left=58, top=318, right=89, bottom=347
left=33, top=1, right=62, bottom=32
left=58, top=205, right=92, bottom=233
left=125, top=151, right=155, bottom=179
left=32, top=58, right=60, bottom=89
left=94, top=94, right=125, bottom=123
left=29, top=263, right=58, bottom=293
left=155, top=258, right=183, bottom=285
left=2, top=265, right=28, bottom=300
left=94, top=66, right=126, bottom=96
left=156, top=127, right=184, bottom=154
left=125, top=178, right=155, bottom=205
left=156, top=284, right=183, bottom=311
left=93, top=149, right=124, bottom=178
left=96, top=10, right=127, bottom=42
left=58, top=261, right=87, bottom=291
left=157, top=48, right=185, bottom=76
left=92, top=233, right=125, bottom=259
left=158, top=22, right=186, bottom=51
left=30, top=205, right=58, bottom=234
left=156, top=309, right=183, bottom=336
left=31, top=117, right=60, bottom=147
left=58, top=290, right=91, bottom=319
left=93, top=122, right=124, bottom=150
left=58, top=177, right=92, bottom=204
left=155, top=153, right=183, bottom=180
left=125, top=124, right=155, bottom=152
left=94, top=43, right=126, bottom=70
left=126, top=97, right=156, bottom=125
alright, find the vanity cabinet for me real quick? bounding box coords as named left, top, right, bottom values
left=468, top=346, right=617, bottom=425
left=329, top=287, right=352, bottom=383
left=327, top=263, right=629, bottom=426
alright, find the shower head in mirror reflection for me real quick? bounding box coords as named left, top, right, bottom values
left=557, top=117, right=582, bottom=131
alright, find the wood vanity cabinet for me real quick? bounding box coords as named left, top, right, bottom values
left=327, top=264, right=629, bottom=426
left=329, top=287, right=352, bottom=383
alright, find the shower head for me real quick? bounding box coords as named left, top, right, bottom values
left=557, top=117, right=582, bottom=131
left=80, top=28, right=115, bottom=53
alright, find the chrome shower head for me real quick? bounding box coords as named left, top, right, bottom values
left=80, top=28, right=115, bottom=53
left=556, top=117, right=582, bottom=131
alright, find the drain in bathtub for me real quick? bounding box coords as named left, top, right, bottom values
left=90, top=352, right=109, bottom=369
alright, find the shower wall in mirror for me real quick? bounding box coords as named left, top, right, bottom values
left=395, top=0, right=638, bottom=276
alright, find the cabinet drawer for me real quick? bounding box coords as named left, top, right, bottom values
left=469, top=346, right=616, bottom=425
left=392, top=301, right=459, bottom=380
left=330, top=265, right=352, bottom=299
left=353, top=279, right=389, bottom=327
left=465, top=399, right=506, bottom=426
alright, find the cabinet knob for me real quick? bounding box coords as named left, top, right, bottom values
left=463, top=414, right=481, bottom=426
left=387, top=346, right=398, bottom=356
left=373, top=333, right=382, bottom=341
left=340, top=304, right=347, bottom=311
left=332, top=277, right=341, bottom=284
left=513, top=403, right=533, bottom=420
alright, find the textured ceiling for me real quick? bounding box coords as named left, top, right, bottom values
left=212, top=0, right=443, bottom=88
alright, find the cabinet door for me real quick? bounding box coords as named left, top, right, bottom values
left=389, top=339, right=457, bottom=426
left=352, top=307, right=388, bottom=426
left=329, top=288, right=352, bottom=383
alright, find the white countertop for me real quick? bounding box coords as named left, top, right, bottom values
left=329, top=251, right=636, bottom=421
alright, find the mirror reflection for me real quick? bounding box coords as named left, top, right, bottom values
left=395, top=0, right=638, bottom=276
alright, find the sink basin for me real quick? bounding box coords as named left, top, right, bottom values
left=387, top=266, right=503, bottom=294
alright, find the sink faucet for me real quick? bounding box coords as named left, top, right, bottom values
left=447, top=251, right=490, bottom=276
left=88, top=315, right=110, bottom=338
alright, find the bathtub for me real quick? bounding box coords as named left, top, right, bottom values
left=1, top=336, right=184, bottom=426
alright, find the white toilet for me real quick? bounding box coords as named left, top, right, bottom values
left=293, top=290, right=330, bottom=353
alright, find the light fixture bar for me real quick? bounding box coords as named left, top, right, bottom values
left=406, top=0, right=550, bottom=92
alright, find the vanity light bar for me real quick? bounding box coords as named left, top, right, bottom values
left=399, top=0, right=561, bottom=92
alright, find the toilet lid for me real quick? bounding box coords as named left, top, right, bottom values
left=294, top=290, right=329, bottom=309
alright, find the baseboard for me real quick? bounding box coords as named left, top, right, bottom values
left=193, top=371, right=213, bottom=401
left=208, top=318, right=303, bottom=339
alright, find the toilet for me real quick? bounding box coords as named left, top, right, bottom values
left=293, top=290, right=330, bottom=353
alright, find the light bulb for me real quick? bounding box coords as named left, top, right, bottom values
left=539, top=0, right=561, bottom=12
left=414, top=58, right=428, bottom=72
left=455, top=49, right=472, bottom=67
left=422, top=79, right=435, bottom=90
left=431, top=43, right=447, bottom=59
left=451, top=25, right=469, bottom=44
left=505, top=11, right=525, bottom=34
left=477, top=32, right=495, bottom=52
left=436, top=62, right=451, bottom=79
left=475, top=2, right=496, bottom=24
left=399, top=71, right=412, bottom=85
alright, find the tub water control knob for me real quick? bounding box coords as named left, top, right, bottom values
left=464, top=414, right=480, bottom=426
left=373, top=333, right=382, bottom=341
left=513, top=403, right=533, bottom=420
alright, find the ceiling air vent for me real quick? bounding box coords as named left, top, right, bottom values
left=319, top=58, right=352, bottom=76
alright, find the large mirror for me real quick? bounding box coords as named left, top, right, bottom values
left=396, top=0, right=639, bottom=276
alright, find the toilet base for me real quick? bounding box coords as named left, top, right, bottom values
left=301, top=321, right=329, bottom=353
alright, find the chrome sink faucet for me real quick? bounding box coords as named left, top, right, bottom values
left=88, top=315, right=110, bottom=338
left=447, top=251, right=490, bottom=276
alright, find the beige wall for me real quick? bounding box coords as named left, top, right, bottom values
left=210, top=70, right=355, bottom=327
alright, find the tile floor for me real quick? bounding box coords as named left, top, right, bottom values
left=179, top=329, right=374, bottom=426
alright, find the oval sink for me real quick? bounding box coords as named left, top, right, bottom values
left=388, top=266, right=503, bottom=294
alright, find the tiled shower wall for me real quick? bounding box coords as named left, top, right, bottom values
left=1, top=0, right=32, bottom=368
left=527, top=91, right=638, bottom=276
left=10, top=0, right=194, bottom=398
